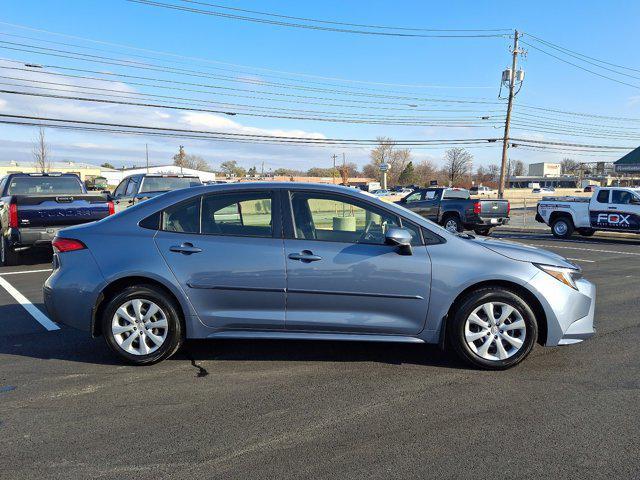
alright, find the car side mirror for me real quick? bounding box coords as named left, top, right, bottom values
left=103, top=191, right=113, bottom=201
left=385, top=227, right=413, bottom=255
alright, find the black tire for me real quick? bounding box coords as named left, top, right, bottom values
left=473, top=227, right=492, bottom=236
left=101, top=284, right=184, bottom=365
left=551, top=216, right=574, bottom=238
left=442, top=214, right=463, bottom=233
left=0, top=236, right=20, bottom=267
left=447, top=287, right=538, bottom=370
left=577, top=228, right=595, bottom=237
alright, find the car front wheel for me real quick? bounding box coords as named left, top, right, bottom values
left=101, top=285, right=184, bottom=365
left=447, top=287, right=538, bottom=370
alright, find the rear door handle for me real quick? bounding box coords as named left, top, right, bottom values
left=608, top=206, right=618, bottom=210
left=169, top=242, right=202, bottom=255
left=288, top=250, right=322, bottom=263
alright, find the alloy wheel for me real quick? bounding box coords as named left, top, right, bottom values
left=553, top=220, right=568, bottom=236
left=464, top=302, right=526, bottom=361
left=445, top=219, right=458, bottom=232
left=111, top=299, right=169, bottom=355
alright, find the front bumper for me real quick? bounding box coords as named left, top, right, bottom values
left=528, top=271, right=596, bottom=346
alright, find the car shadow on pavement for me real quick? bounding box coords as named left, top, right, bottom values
left=0, top=309, right=464, bottom=370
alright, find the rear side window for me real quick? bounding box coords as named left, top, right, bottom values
left=201, top=192, right=273, bottom=237
left=596, top=190, right=610, bottom=203
left=162, top=196, right=201, bottom=234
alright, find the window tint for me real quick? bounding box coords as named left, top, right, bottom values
left=291, top=192, right=400, bottom=245
left=7, top=176, right=84, bottom=195
left=611, top=190, right=635, bottom=205
left=404, top=191, right=423, bottom=203
left=140, top=176, right=201, bottom=193
left=424, top=190, right=437, bottom=200
left=201, top=192, right=272, bottom=237
left=443, top=189, right=470, bottom=199
left=162, top=196, right=201, bottom=233
left=596, top=189, right=610, bottom=203
left=113, top=179, right=128, bottom=198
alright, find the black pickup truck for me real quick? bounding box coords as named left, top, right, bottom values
left=0, top=173, right=114, bottom=266
left=396, top=187, right=510, bottom=235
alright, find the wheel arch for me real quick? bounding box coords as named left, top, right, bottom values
left=442, top=280, right=548, bottom=346
left=91, top=275, right=187, bottom=337
left=549, top=211, right=574, bottom=226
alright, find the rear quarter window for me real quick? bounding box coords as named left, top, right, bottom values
left=596, top=190, right=610, bottom=203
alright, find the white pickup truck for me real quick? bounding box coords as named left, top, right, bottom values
left=536, top=186, right=640, bottom=238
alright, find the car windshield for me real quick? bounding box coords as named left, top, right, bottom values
left=139, top=176, right=201, bottom=193
left=7, top=176, right=83, bottom=195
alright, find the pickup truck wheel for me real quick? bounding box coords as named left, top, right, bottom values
left=101, top=285, right=184, bottom=365
left=447, top=287, right=537, bottom=370
left=0, top=237, right=20, bottom=267
left=578, top=228, right=595, bottom=237
left=443, top=215, right=463, bottom=233
left=473, top=228, right=492, bottom=236
left=551, top=217, right=574, bottom=238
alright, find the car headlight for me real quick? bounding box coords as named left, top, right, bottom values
left=534, top=264, right=583, bottom=290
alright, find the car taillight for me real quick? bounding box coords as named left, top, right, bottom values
left=473, top=201, right=481, bottom=215
left=8, top=203, right=18, bottom=228
left=507, top=201, right=511, bottom=215
left=107, top=201, right=115, bottom=215
left=52, top=237, right=86, bottom=253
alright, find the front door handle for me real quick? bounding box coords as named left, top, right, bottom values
left=169, top=242, right=202, bottom=255
left=288, top=250, right=322, bottom=263
left=608, top=206, right=618, bottom=210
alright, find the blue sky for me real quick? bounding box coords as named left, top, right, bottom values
left=1, top=0, right=639, bottom=172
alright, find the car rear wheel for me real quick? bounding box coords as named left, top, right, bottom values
left=551, top=216, right=574, bottom=238
left=101, top=285, right=183, bottom=365
left=0, top=237, right=20, bottom=267
left=443, top=215, right=463, bottom=233
left=447, top=287, right=538, bottom=370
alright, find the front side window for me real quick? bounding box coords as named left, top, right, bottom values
left=611, top=190, right=635, bottom=205
left=290, top=192, right=400, bottom=245
left=596, top=189, right=610, bottom=203
left=113, top=179, right=129, bottom=198
left=201, top=192, right=272, bottom=237
left=404, top=191, right=423, bottom=203
left=125, top=177, right=139, bottom=196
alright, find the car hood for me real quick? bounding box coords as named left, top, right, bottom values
left=473, top=237, right=578, bottom=269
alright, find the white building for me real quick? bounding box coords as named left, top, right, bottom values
left=528, top=162, right=561, bottom=177
left=101, top=164, right=217, bottom=185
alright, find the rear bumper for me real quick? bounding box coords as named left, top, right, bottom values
left=466, top=217, right=510, bottom=228
left=6, top=227, right=59, bottom=250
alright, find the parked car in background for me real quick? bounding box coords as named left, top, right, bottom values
left=110, top=174, right=202, bottom=212
left=532, top=187, right=555, bottom=194
left=44, top=182, right=595, bottom=370
left=371, top=189, right=391, bottom=197
left=583, top=185, right=599, bottom=193
left=84, top=176, right=108, bottom=191
left=0, top=173, right=113, bottom=266
left=537, top=186, right=640, bottom=238
left=397, top=187, right=510, bottom=235
left=470, top=186, right=494, bottom=196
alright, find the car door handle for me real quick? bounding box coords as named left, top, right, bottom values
left=288, top=251, right=322, bottom=263
left=608, top=206, right=618, bottom=209
left=169, top=243, right=202, bottom=255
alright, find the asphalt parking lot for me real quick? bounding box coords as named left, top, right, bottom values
left=1, top=232, right=639, bottom=479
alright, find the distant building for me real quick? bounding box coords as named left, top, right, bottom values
left=101, top=164, right=217, bottom=185
left=0, top=160, right=101, bottom=181
left=614, top=146, right=640, bottom=174
left=508, top=176, right=578, bottom=189
left=528, top=162, right=561, bottom=177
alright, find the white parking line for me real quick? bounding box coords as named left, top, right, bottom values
left=0, top=268, right=52, bottom=276
left=0, top=276, right=59, bottom=331
left=566, top=258, right=596, bottom=263
left=536, top=244, right=640, bottom=257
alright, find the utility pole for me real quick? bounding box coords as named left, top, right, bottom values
left=178, top=145, right=185, bottom=174
left=498, top=30, right=523, bottom=199
left=145, top=143, right=149, bottom=173
left=332, top=153, right=338, bottom=184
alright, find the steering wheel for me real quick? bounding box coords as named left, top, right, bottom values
left=358, top=221, right=382, bottom=243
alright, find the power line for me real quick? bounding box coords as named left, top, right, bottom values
left=126, top=0, right=509, bottom=38
left=0, top=22, right=496, bottom=90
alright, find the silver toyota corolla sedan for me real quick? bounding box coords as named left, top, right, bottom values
left=43, top=183, right=596, bottom=369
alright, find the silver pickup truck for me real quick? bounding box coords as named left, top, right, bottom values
left=536, top=186, right=640, bottom=238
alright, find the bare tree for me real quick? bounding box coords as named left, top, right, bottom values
left=443, top=147, right=473, bottom=186
left=512, top=159, right=526, bottom=177
left=487, top=164, right=500, bottom=181
left=33, top=127, right=50, bottom=173
left=367, top=137, right=413, bottom=185
left=560, top=158, right=579, bottom=175
left=414, top=160, right=437, bottom=186
left=172, top=145, right=210, bottom=171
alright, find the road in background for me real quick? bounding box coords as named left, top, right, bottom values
left=1, top=233, right=639, bottom=479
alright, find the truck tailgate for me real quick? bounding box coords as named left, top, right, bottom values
left=478, top=200, right=509, bottom=218
left=13, top=194, right=111, bottom=228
